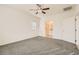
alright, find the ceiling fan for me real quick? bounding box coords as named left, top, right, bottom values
left=30, top=4, right=50, bottom=14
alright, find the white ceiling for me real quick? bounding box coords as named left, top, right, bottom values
left=4, top=4, right=77, bottom=18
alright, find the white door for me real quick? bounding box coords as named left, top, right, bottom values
left=62, top=17, right=75, bottom=43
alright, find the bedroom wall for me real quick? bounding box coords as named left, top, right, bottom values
left=39, top=10, right=76, bottom=43
left=62, top=17, right=75, bottom=43
left=76, top=16, right=79, bottom=49
left=0, top=5, right=40, bottom=45
left=39, top=17, right=62, bottom=39
left=75, top=5, right=79, bottom=48
left=39, top=13, right=79, bottom=48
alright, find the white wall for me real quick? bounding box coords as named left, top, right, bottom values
left=62, top=17, right=75, bottom=43
left=76, top=16, right=79, bottom=48
left=0, top=5, right=78, bottom=46
left=39, top=10, right=76, bottom=43
left=39, top=17, right=62, bottom=39
left=39, top=5, right=79, bottom=48
left=74, top=5, right=79, bottom=48
left=0, top=5, right=40, bottom=45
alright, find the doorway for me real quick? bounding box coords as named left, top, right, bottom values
left=45, top=20, right=53, bottom=38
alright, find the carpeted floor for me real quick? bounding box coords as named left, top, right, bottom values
left=0, top=36, right=79, bottom=55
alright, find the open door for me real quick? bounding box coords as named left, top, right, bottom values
left=45, top=20, right=53, bottom=38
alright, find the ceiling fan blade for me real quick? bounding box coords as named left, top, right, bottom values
left=42, top=8, right=50, bottom=10
left=42, top=11, right=46, bottom=14
left=36, top=4, right=41, bottom=7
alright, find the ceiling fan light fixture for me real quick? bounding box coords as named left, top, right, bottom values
left=30, top=4, right=49, bottom=15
